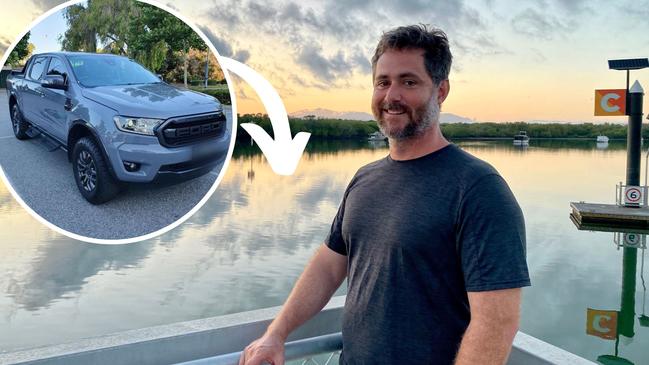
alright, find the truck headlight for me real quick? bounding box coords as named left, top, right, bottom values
left=113, top=116, right=163, bottom=136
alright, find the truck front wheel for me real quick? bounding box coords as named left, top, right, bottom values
left=10, top=103, right=30, bottom=140
left=72, top=137, right=120, bottom=204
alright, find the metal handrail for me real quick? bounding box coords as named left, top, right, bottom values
left=0, top=295, right=596, bottom=365
left=175, top=333, right=342, bottom=365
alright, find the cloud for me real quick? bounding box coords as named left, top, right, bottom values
left=246, top=1, right=277, bottom=20
left=452, top=34, right=510, bottom=61
left=324, top=0, right=484, bottom=35
left=529, top=48, right=547, bottom=63
left=553, top=0, right=592, bottom=14
left=30, top=0, right=66, bottom=11
left=350, top=49, right=371, bottom=74
left=0, top=35, right=10, bottom=49
left=199, top=26, right=252, bottom=65
left=199, top=26, right=234, bottom=57
left=296, top=46, right=342, bottom=81
left=165, top=2, right=180, bottom=11
left=289, top=73, right=327, bottom=89
left=510, top=8, right=573, bottom=41
left=618, top=0, right=649, bottom=20
left=199, top=0, right=501, bottom=87
left=233, top=50, right=250, bottom=63
left=296, top=45, right=370, bottom=82
left=281, top=2, right=318, bottom=27
left=205, top=3, right=242, bottom=30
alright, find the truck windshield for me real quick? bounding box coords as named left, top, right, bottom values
left=67, top=55, right=161, bottom=87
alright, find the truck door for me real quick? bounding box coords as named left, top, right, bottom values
left=21, top=56, right=49, bottom=128
left=40, top=56, right=71, bottom=142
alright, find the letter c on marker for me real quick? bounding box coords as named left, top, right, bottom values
left=593, top=314, right=611, bottom=333
left=601, top=93, right=620, bottom=113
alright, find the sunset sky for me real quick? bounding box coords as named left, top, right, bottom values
left=2, top=0, right=649, bottom=123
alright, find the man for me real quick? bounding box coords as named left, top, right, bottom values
left=240, top=25, right=530, bottom=365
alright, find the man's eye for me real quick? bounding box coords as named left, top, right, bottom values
left=375, top=80, right=389, bottom=88
left=404, top=80, right=417, bottom=86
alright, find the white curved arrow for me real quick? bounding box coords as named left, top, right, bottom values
left=220, top=57, right=311, bottom=176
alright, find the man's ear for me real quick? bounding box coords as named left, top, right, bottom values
left=437, top=79, right=450, bottom=105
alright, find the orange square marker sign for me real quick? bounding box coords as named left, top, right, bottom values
left=595, top=89, right=626, bottom=116
left=586, top=308, right=618, bottom=340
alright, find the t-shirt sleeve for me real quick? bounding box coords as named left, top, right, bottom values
left=324, top=181, right=352, bottom=256
left=456, top=174, right=531, bottom=292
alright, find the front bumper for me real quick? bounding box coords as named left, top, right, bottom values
left=152, top=151, right=227, bottom=185
left=104, top=131, right=229, bottom=184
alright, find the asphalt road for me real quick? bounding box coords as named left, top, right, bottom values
left=0, top=91, right=233, bottom=240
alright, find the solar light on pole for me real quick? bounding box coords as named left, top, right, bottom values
left=608, top=58, right=649, bottom=111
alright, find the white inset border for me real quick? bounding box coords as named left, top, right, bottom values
left=0, top=0, right=239, bottom=245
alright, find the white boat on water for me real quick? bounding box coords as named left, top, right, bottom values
left=367, top=131, right=387, bottom=141
left=513, top=131, right=529, bottom=145
left=596, top=135, right=609, bottom=143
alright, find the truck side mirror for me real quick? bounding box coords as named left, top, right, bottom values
left=156, top=74, right=164, bottom=81
left=42, top=74, right=67, bottom=91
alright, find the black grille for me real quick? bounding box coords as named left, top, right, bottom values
left=157, top=112, right=226, bottom=147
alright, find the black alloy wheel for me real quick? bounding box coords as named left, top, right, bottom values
left=72, top=137, right=120, bottom=204
left=10, top=104, right=30, bottom=140
left=76, top=150, right=97, bottom=192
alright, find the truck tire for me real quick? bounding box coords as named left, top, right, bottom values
left=72, top=137, right=120, bottom=204
left=10, top=103, right=30, bottom=140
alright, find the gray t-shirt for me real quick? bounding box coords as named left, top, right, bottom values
left=325, top=143, right=530, bottom=365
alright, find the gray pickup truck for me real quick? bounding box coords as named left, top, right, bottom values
left=6, top=52, right=229, bottom=204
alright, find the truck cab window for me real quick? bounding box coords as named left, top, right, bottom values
left=46, top=57, right=68, bottom=83
left=27, top=57, right=47, bottom=81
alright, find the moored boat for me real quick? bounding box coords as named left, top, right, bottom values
left=367, top=131, right=387, bottom=141
left=513, top=131, right=529, bottom=145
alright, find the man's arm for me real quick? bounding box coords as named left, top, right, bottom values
left=454, top=288, right=521, bottom=365
left=239, top=244, right=347, bottom=365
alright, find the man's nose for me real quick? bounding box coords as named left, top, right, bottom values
left=385, top=84, right=402, bottom=103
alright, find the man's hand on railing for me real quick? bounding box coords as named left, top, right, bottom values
left=239, top=333, right=285, bottom=365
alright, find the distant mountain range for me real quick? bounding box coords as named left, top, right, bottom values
left=520, top=119, right=627, bottom=125
left=440, top=113, right=475, bottom=124
left=290, top=108, right=375, bottom=121
left=287, top=109, right=633, bottom=124
left=289, top=108, right=475, bottom=124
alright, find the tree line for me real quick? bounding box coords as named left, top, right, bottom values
left=236, top=114, right=378, bottom=143
left=6, top=0, right=224, bottom=87
left=440, top=122, right=639, bottom=139
left=5, top=32, right=33, bottom=67
left=235, top=115, right=646, bottom=143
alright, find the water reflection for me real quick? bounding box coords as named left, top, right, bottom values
left=1, top=139, right=646, bottom=355
left=7, top=237, right=152, bottom=312
left=571, top=220, right=648, bottom=364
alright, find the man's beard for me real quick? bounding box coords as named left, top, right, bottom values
left=374, top=99, right=440, bottom=140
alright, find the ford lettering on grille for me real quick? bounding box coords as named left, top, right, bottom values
left=158, top=112, right=226, bottom=147
left=167, top=122, right=221, bottom=138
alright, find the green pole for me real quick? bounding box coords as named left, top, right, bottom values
left=619, top=247, right=638, bottom=338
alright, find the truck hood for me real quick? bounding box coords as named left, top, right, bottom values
left=81, top=83, right=222, bottom=119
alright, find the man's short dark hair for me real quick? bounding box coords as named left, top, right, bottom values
left=371, top=24, right=452, bottom=85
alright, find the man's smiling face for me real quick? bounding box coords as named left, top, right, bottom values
left=371, top=48, right=442, bottom=140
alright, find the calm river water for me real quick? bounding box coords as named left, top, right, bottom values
left=0, top=139, right=647, bottom=364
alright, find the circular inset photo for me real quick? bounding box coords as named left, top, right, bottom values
left=0, top=0, right=236, bottom=243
